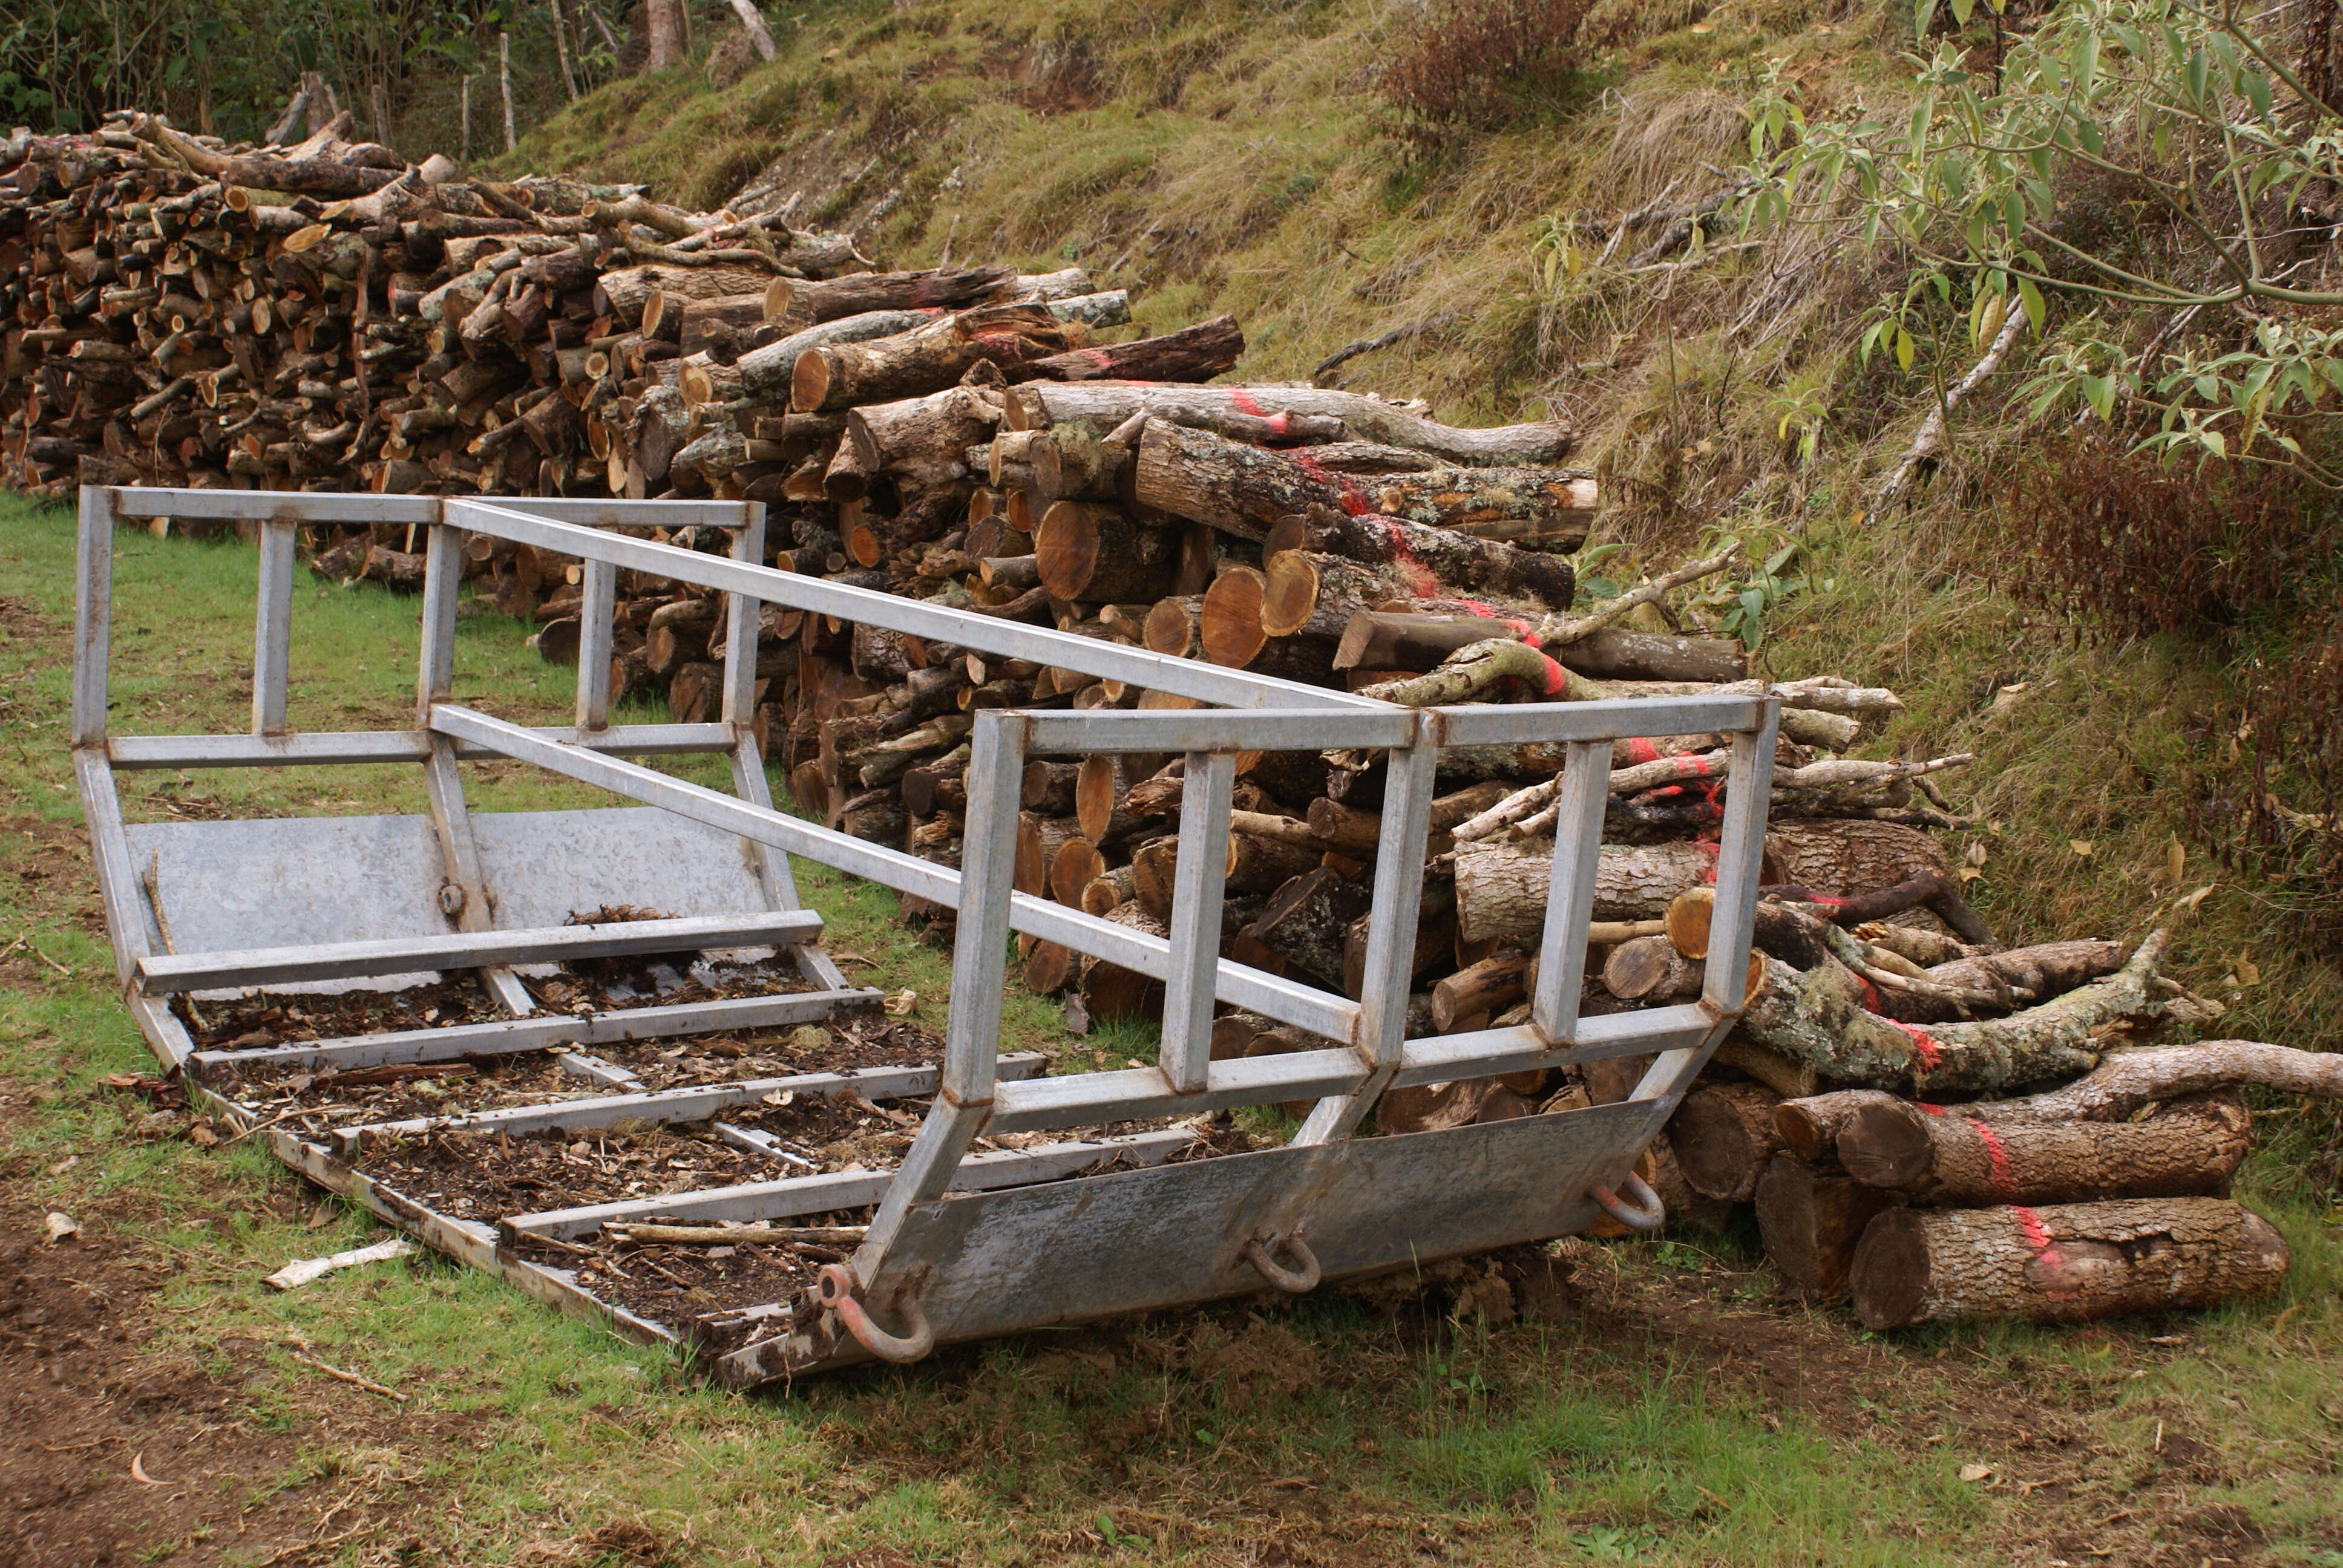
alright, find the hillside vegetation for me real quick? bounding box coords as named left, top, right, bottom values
left=511, top=0, right=2343, bottom=1137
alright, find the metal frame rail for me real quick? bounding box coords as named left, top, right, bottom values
left=71, top=485, right=1779, bottom=1384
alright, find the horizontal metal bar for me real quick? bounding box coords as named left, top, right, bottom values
left=1433, top=696, right=1769, bottom=746
left=445, top=499, right=1381, bottom=711
left=191, top=988, right=876, bottom=1075
left=1385, top=1005, right=1719, bottom=1089
left=983, top=1049, right=1371, bottom=1135
left=504, top=1128, right=1199, bottom=1241
left=107, top=723, right=735, bottom=770
left=556, top=1052, right=650, bottom=1092
left=136, top=909, right=824, bottom=995
left=102, top=488, right=755, bottom=529
left=1019, top=707, right=1417, bottom=756
left=433, top=703, right=1363, bottom=1042
left=336, top=1053, right=1050, bottom=1154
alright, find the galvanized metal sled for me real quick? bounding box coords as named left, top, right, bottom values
left=73, top=484, right=1779, bottom=1383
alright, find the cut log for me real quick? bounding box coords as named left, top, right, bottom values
left=1601, top=935, right=1699, bottom=1002
left=1034, top=501, right=1179, bottom=602
left=1005, top=382, right=1577, bottom=466
left=1048, top=835, right=1108, bottom=906
left=1849, top=1198, right=2289, bottom=1329
left=792, top=304, right=1076, bottom=411
left=773, top=266, right=1015, bottom=326
left=1342, top=466, right=1596, bottom=546
left=1738, top=932, right=2174, bottom=1095
left=1754, top=1153, right=1903, bottom=1303
left=1837, top=1092, right=2251, bottom=1206
left=1670, top=1082, right=1783, bottom=1203
left=1454, top=838, right=1765, bottom=944
left=1078, top=905, right=1169, bottom=1022
left=1200, top=566, right=1270, bottom=668
left=1335, top=612, right=1746, bottom=683
left=1251, top=867, right=1372, bottom=992
left=1431, top=950, right=1528, bottom=1032
left=1226, top=831, right=1323, bottom=895
left=1025, top=315, right=1243, bottom=383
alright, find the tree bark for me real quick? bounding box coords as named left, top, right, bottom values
left=647, top=0, right=683, bottom=69
left=736, top=310, right=938, bottom=397
left=1025, top=315, right=1243, bottom=383
left=1454, top=838, right=1749, bottom=942
left=847, top=385, right=998, bottom=488
left=1837, top=1091, right=2251, bottom=1206
left=1670, top=1082, right=1783, bottom=1203
left=1005, top=382, right=1577, bottom=466
left=791, top=304, right=1077, bottom=411
left=598, top=264, right=782, bottom=329
left=1035, top=501, right=1180, bottom=603
left=1252, top=867, right=1372, bottom=992
left=1431, top=950, right=1529, bottom=1032
left=1755, top=1152, right=1903, bottom=1302
left=1334, top=612, right=1748, bottom=682
left=1737, top=932, right=2174, bottom=1096
left=773, top=266, right=1015, bottom=327
left=1850, top=1198, right=2289, bottom=1329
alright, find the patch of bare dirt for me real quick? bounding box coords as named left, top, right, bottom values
left=0, top=1154, right=340, bottom=1566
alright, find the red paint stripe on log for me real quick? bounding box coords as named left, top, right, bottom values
left=1888, top=1019, right=1945, bottom=1070
left=1968, top=1117, right=2017, bottom=1197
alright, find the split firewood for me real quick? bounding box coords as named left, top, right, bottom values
left=1849, top=1197, right=2287, bottom=1329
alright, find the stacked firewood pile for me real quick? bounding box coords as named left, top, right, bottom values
left=1, top=110, right=888, bottom=503
left=1659, top=895, right=2342, bottom=1327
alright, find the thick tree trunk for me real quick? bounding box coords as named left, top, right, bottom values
left=1850, top=1198, right=2289, bottom=1329
left=736, top=310, right=939, bottom=397
left=1755, top=1153, right=1903, bottom=1302
left=1670, top=1082, right=1784, bottom=1202
left=1260, top=552, right=1437, bottom=641
left=1837, top=1091, right=2251, bottom=1206
left=1026, top=315, right=1243, bottom=383
left=1306, top=506, right=1577, bottom=610
left=1005, top=382, right=1577, bottom=466
left=791, top=304, right=1077, bottom=411
left=1766, top=820, right=1954, bottom=905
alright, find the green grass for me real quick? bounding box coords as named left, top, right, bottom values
left=6, top=495, right=2343, bottom=1564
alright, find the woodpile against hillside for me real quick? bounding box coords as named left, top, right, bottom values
left=5, top=113, right=2329, bottom=1336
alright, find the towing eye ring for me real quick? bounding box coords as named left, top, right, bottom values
left=1589, top=1171, right=1667, bottom=1232
left=816, top=1264, right=935, bottom=1364
left=1242, top=1232, right=1322, bottom=1293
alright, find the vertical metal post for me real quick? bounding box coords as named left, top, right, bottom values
left=1158, top=748, right=1234, bottom=1094
left=415, top=520, right=535, bottom=1018
left=1292, top=713, right=1439, bottom=1146
left=855, top=710, right=1026, bottom=1268
left=1529, top=740, right=1614, bottom=1044
left=251, top=518, right=298, bottom=736
left=1630, top=701, right=1781, bottom=1114
left=72, top=486, right=114, bottom=750
left=573, top=557, right=615, bottom=733
left=719, top=505, right=765, bottom=728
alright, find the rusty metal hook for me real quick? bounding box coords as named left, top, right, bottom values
left=816, top=1263, right=934, bottom=1364
left=1242, top=1232, right=1320, bottom=1294
left=1589, top=1171, right=1666, bottom=1232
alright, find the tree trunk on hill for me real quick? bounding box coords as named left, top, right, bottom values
left=1756, top=1153, right=1902, bottom=1302
left=1670, top=1082, right=1784, bottom=1203
left=791, top=304, right=1076, bottom=411
left=1025, top=315, right=1244, bottom=383
left=646, top=0, right=683, bottom=68
left=1849, top=1198, right=2289, bottom=1329
left=1836, top=1091, right=2251, bottom=1206
left=1004, top=382, right=1578, bottom=466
